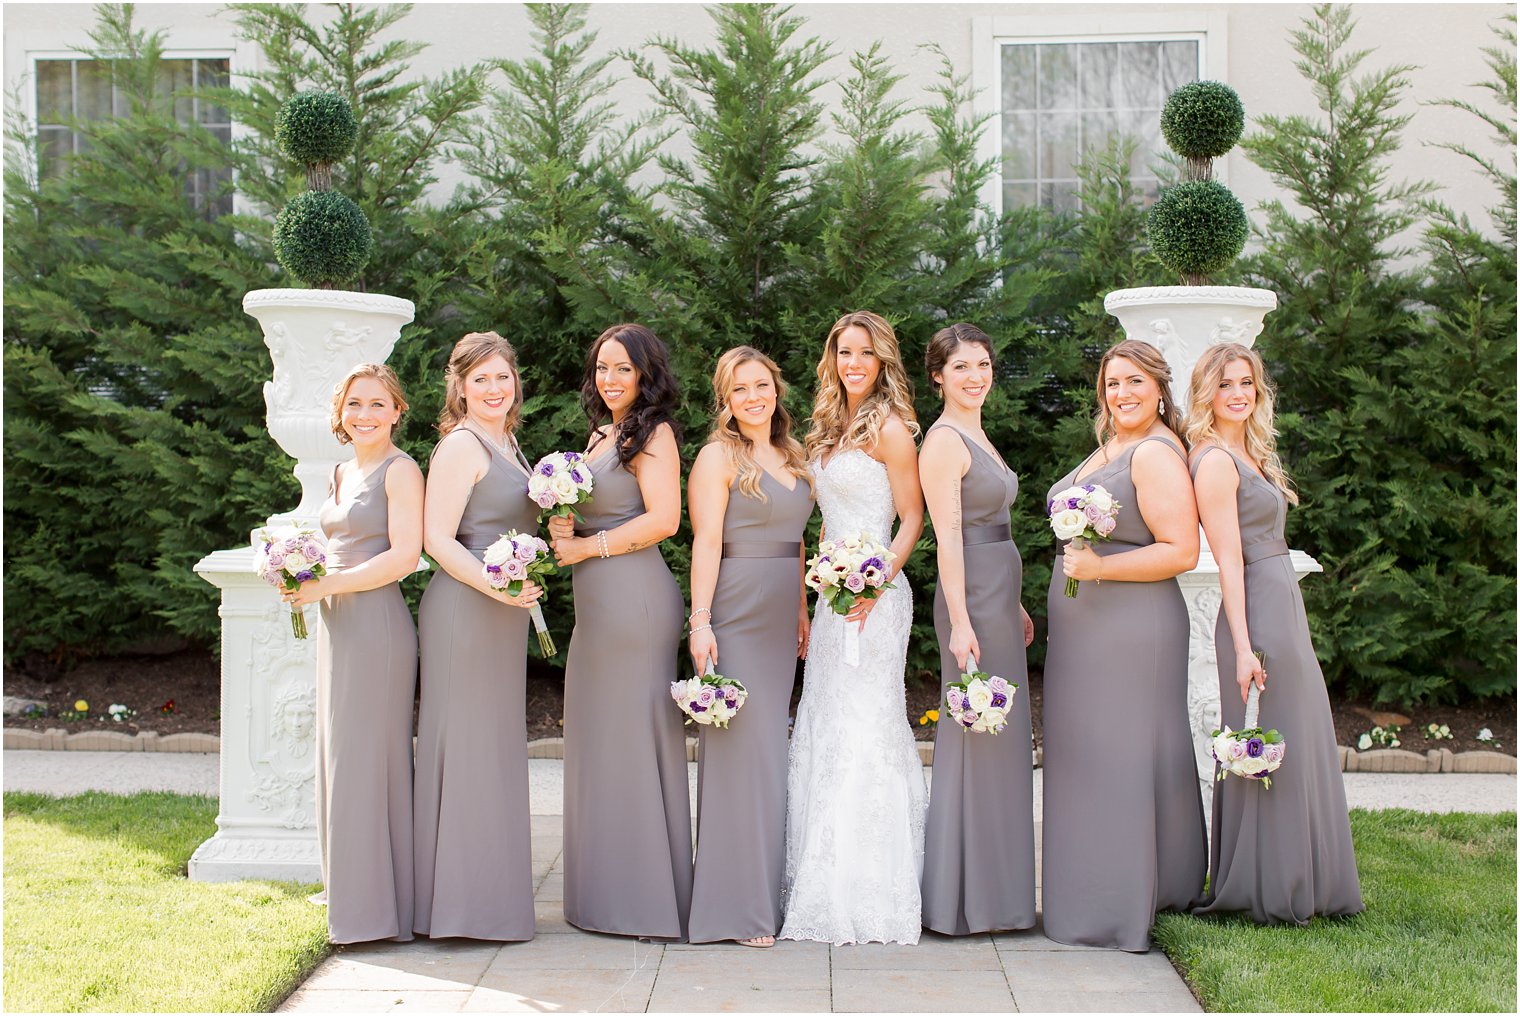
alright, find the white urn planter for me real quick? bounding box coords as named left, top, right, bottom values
left=189, top=289, right=414, bottom=883
left=1103, top=285, right=1322, bottom=809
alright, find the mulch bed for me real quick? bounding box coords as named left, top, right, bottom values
left=5, top=650, right=1514, bottom=757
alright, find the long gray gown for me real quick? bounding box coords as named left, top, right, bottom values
left=562, top=444, right=691, bottom=939
left=1041, top=435, right=1207, bottom=952
left=413, top=428, right=537, bottom=940
left=315, top=452, right=418, bottom=944
left=921, top=423, right=1036, bottom=936
left=1192, top=447, right=1364, bottom=923
left=688, top=468, right=815, bottom=944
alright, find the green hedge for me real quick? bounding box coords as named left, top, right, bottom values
left=3, top=3, right=1513, bottom=706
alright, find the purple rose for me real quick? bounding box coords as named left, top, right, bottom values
left=486, top=570, right=508, bottom=589
left=990, top=692, right=1007, bottom=709
left=533, top=490, right=557, bottom=509
left=1265, top=742, right=1286, bottom=764
left=267, top=551, right=285, bottom=569
left=947, top=688, right=965, bottom=709
left=1094, top=515, right=1117, bottom=537
left=503, top=559, right=527, bottom=580
left=696, top=687, right=717, bottom=708
left=1084, top=504, right=1104, bottom=523
left=962, top=715, right=977, bottom=727
left=987, top=676, right=1009, bottom=694
left=295, top=570, right=314, bottom=583
left=516, top=543, right=537, bottom=562
left=1246, top=737, right=1265, bottom=758
left=844, top=572, right=866, bottom=594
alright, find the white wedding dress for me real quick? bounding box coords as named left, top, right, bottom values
left=779, top=448, right=928, bottom=946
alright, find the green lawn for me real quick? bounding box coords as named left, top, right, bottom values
left=1156, top=809, right=1518, bottom=1013
left=4, top=792, right=331, bottom=1013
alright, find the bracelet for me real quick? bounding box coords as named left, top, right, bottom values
left=690, top=623, right=713, bottom=636
left=596, top=531, right=610, bottom=559
left=689, top=607, right=712, bottom=622
left=1095, top=557, right=1103, bottom=585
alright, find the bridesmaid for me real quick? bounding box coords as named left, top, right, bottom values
left=686, top=346, right=814, bottom=948
left=413, top=331, right=542, bottom=941
left=918, top=324, right=1037, bottom=937
left=1186, top=342, right=1363, bottom=924
left=1042, top=338, right=1207, bottom=952
left=548, top=323, right=690, bottom=940
left=284, top=363, right=422, bottom=944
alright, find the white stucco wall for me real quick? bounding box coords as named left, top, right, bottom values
left=4, top=2, right=1512, bottom=237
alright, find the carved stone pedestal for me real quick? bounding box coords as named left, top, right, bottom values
left=188, top=288, right=414, bottom=883
left=189, top=549, right=322, bottom=882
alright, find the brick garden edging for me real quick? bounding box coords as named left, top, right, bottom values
left=5, top=726, right=1515, bottom=773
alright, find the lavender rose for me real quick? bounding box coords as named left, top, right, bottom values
left=844, top=572, right=867, bottom=594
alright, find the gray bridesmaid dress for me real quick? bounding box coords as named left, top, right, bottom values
left=315, top=452, right=418, bottom=944
left=562, top=444, right=691, bottom=939
left=921, top=423, right=1036, bottom=936
left=1192, top=447, right=1364, bottom=923
left=413, top=428, right=537, bottom=940
left=1041, top=435, right=1207, bottom=952
left=688, top=468, right=815, bottom=944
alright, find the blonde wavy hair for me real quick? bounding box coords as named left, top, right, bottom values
left=438, top=331, right=523, bottom=436
left=1094, top=339, right=1184, bottom=446
left=805, top=310, right=919, bottom=460
left=1185, top=342, right=1299, bottom=504
left=708, top=346, right=809, bottom=501
left=330, top=363, right=408, bottom=444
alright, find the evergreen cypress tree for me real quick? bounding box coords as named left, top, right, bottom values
left=1243, top=4, right=1509, bottom=703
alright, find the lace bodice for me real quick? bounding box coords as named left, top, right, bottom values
left=815, top=448, right=897, bottom=546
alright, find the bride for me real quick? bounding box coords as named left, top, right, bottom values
left=779, top=310, right=928, bottom=946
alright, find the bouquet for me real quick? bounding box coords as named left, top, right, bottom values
left=253, top=526, right=328, bottom=639
left=1210, top=664, right=1285, bottom=789
left=1047, top=483, right=1121, bottom=597
left=670, top=660, right=748, bottom=729
left=526, top=450, right=595, bottom=523
left=804, top=534, right=896, bottom=666
left=483, top=531, right=558, bottom=657
left=944, top=654, right=1018, bottom=734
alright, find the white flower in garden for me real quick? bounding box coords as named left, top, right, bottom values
left=1477, top=727, right=1494, bottom=742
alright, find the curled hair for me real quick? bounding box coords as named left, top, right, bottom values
left=1094, top=339, right=1183, bottom=445
left=1185, top=342, right=1299, bottom=504
left=330, top=362, right=408, bottom=444
left=805, top=310, right=919, bottom=460
left=707, top=346, right=809, bottom=501
left=581, top=323, right=682, bottom=468
left=925, top=322, right=995, bottom=393
left=438, top=331, right=523, bottom=436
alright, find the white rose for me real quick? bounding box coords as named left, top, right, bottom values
left=482, top=538, right=515, bottom=567
left=1240, top=756, right=1269, bottom=776
left=981, top=707, right=1007, bottom=729
left=282, top=551, right=310, bottom=574
left=1211, top=732, right=1235, bottom=763
left=967, top=682, right=994, bottom=713
left=1085, top=487, right=1114, bottom=512
left=527, top=474, right=552, bottom=498
left=1050, top=508, right=1088, bottom=540
left=549, top=473, right=577, bottom=501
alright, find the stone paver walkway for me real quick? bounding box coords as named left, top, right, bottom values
left=6, top=750, right=1514, bottom=1012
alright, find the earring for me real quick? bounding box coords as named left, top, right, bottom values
left=1158, top=399, right=1166, bottom=414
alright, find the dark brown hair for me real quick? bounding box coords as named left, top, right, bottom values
left=580, top=323, right=682, bottom=467
left=925, top=322, right=995, bottom=394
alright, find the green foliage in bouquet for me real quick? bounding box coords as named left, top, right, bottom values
left=1148, top=79, right=1249, bottom=283
left=272, top=189, right=373, bottom=288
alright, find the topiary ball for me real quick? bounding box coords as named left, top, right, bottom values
left=1160, top=81, right=1245, bottom=159
left=275, top=91, right=359, bottom=167
left=273, top=189, right=373, bottom=288
left=1147, top=179, right=1249, bottom=279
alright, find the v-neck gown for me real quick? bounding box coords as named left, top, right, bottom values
left=562, top=446, right=691, bottom=939
left=688, top=468, right=816, bottom=943
left=921, top=423, right=1036, bottom=936
left=1041, top=435, right=1207, bottom=952
left=315, top=452, right=419, bottom=944
left=413, top=428, right=538, bottom=940
left=1192, top=447, right=1363, bottom=924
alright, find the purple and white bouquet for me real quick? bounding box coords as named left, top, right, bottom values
left=1210, top=674, right=1286, bottom=789
left=526, top=450, right=595, bottom=523
left=944, top=655, right=1018, bottom=734
left=253, top=526, right=328, bottom=639
left=670, top=661, right=747, bottom=729
left=482, top=531, right=558, bottom=657
left=1047, top=482, right=1121, bottom=597
left=805, top=534, right=896, bottom=666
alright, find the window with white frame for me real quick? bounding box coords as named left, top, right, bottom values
left=999, top=37, right=1201, bottom=212
left=34, top=55, right=233, bottom=216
